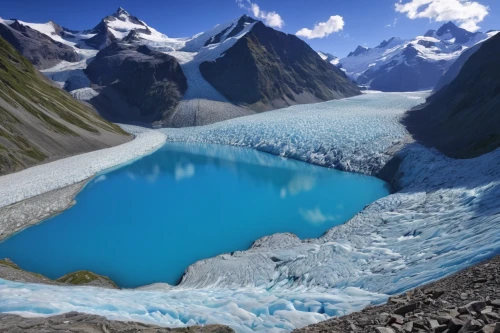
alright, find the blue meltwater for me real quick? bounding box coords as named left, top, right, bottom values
left=0, top=143, right=390, bottom=288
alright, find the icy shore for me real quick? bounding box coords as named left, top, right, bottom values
left=0, top=125, right=166, bottom=209
left=2, top=92, right=500, bottom=332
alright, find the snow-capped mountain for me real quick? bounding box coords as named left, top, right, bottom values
left=0, top=8, right=360, bottom=127
left=317, top=51, right=339, bottom=65
left=339, top=22, right=495, bottom=92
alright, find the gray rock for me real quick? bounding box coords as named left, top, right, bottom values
left=0, top=312, right=234, bottom=332
left=448, top=318, right=465, bottom=333
left=394, top=303, right=418, bottom=316
left=458, top=319, right=483, bottom=332
left=375, top=328, right=395, bottom=333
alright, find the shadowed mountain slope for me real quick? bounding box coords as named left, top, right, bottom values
left=404, top=32, right=500, bottom=158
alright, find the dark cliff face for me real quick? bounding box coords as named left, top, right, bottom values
left=0, top=21, right=79, bottom=69
left=199, top=21, right=360, bottom=111
left=85, top=43, right=187, bottom=124
left=433, top=42, right=483, bottom=92
left=404, top=33, right=500, bottom=158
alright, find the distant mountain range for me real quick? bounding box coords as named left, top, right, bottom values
left=0, top=8, right=360, bottom=127
left=404, top=31, right=500, bottom=158
left=339, top=21, right=498, bottom=92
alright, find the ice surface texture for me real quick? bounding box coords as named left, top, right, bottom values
left=161, top=92, right=427, bottom=175
left=2, top=92, right=500, bottom=332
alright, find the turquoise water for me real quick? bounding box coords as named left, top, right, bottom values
left=0, top=143, right=390, bottom=288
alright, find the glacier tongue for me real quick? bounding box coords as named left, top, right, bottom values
left=160, top=92, right=428, bottom=175
left=2, top=92, right=500, bottom=332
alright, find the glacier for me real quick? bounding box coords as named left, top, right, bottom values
left=2, top=92, right=500, bottom=332
left=160, top=91, right=427, bottom=175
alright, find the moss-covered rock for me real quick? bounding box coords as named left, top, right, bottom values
left=57, top=270, right=118, bottom=288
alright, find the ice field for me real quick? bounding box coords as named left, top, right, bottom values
left=161, top=91, right=428, bottom=175
left=2, top=92, right=500, bottom=332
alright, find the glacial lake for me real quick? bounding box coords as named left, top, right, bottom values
left=0, top=143, right=390, bottom=288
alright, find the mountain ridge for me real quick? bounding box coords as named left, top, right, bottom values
left=1, top=8, right=362, bottom=127
left=339, top=21, right=495, bottom=92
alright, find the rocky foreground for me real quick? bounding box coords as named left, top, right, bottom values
left=0, top=312, right=234, bottom=333
left=294, top=255, right=500, bottom=333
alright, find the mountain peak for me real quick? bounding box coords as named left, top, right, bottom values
left=238, top=14, right=257, bottom=24
left=348, top=45, right=369, bottom=57
left=116, top=7, right=130, bottom=16
left=436, top=20, right=478, bottom=43
left=436, top=21, right=461, bottom=36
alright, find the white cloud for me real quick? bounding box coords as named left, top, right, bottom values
left=174, top=163, right=195, bottom=181
left=235, top=0, right=285, bottom=28
left=280, top=175, right=316, bottom=198
left=395, top=0, right=489, bottom=32
left=296, top=15, right=345, bottom=39
left=299, top=207, right=338, bottom=224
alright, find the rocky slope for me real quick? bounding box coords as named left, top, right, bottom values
left=85, top=43, right=187, bottom=125
left=295, top=255, right=500, bottom=333
left=0, top=19, right=78, bottom=69
left=199, top=21, right=360, bottom=111
left=0, top=35, right=131, bottom=175
left=340, top=22, right=494, bottom=91
left=0, top=312, right=234, bottom=333
left=404, top=32, right=500, bottom=158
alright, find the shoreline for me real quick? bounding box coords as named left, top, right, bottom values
left=0, top=125, right=167, bottom=241
left=0, top=136, right=404, bottom=285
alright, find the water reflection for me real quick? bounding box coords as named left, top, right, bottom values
left=120, top=143, right=335, bottom=195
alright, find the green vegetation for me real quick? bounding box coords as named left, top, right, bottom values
left=0, top=259, right=20, bottom=270
left=57, top=270, right=118, bottom=288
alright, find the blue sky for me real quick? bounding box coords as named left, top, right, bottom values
left=1, top=0, right=498, bottom=57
